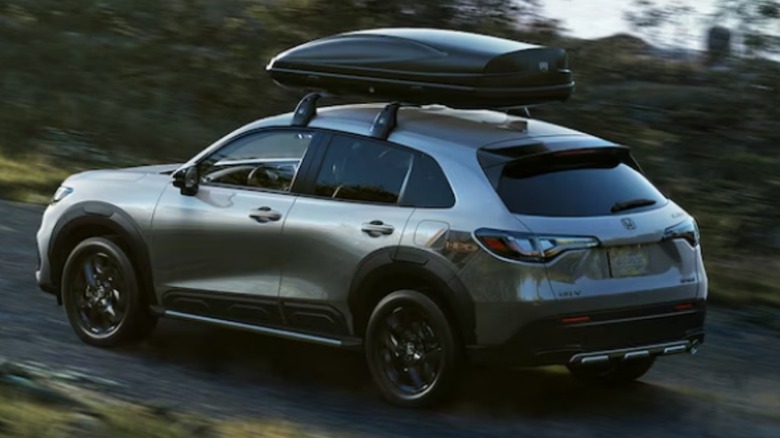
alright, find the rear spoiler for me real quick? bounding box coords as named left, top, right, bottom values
left=477, top=139, right=633, bottom=188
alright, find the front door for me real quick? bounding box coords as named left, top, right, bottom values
left=150, top=129, right=320, bottom=324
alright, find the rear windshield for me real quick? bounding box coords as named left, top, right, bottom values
left=495, top=149, right=667, bottom=217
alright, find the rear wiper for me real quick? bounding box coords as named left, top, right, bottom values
left=611, top=198, right=657, bottom=213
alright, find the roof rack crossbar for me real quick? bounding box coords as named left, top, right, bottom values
left=504, top=107, right=532, bottom=118
left=369, top=103, right=400, bottom=140
left=291, top=92, right=323, bottom=127
left=370, top=102, right=420, bottom=140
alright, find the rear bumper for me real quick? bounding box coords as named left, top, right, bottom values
left=468, top=300, right=706, bottom=366
left=568, top=339, right=699, bottom=366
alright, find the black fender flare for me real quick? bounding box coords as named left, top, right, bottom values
left=347, top=246, right=476, bottom=344
left=49, top=201, right=156, bottom=305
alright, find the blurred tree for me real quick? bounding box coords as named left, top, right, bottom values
left=624, top=0, right=780, bottom=58
left=451, top=0, right=540, bottom=32
left=712, top=0, right=780, bottom=56
left=623, top=0, right=696, bottom=49
left=244, top=0, right=551, bottom=49
left=706, top=25, right=732, bottom=65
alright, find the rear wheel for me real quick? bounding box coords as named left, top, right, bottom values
left=567, top=357, right=655, bottom=385
left=61, top=237, right=157, bottom=347
left=365, top=290, right=460, bottom=408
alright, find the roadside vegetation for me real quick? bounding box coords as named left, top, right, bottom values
left=0, top=384, right=339, bottom=438
left=0, top=153, right=79, bottom=204
left=0, top=0, right=779, bottom=307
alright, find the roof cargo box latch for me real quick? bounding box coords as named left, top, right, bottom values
left=291, top=92, right=323, bottom=127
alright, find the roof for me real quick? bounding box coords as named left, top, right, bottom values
left=252, top=103, right=600, bottom=151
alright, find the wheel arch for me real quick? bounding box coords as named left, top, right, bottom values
left=348, top=247, right=476, bottom=345
left=49, top=202, right=156, bottom=306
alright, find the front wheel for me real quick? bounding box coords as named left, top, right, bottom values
left=365, top=290, right=461, bottom=408
left=567, top=357, right=656, bottom=385
left=61, top=237, right=156, bottom=347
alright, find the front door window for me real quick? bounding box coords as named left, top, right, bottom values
left=200, top=130, right=315, bottom=192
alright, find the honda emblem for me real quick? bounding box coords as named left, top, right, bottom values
left=621, top=218, right=637, bottom=230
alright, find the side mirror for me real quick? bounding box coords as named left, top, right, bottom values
left=173, top=166, right=199, bottom=196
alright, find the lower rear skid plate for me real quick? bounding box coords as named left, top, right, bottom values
left=570, top=340, right=698, bottom=366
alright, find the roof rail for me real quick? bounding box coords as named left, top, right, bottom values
left=291, top=92, right=323, bottom=127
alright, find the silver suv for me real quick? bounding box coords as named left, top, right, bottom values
left=36, top=102, right=707, bottom=407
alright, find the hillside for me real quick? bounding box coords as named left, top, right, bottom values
left=1, top=1, right=779, bottom=305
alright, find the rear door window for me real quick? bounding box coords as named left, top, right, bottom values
left=313, top=135, right=413, bottom=204
left=495, top=149, right=667, bottom=217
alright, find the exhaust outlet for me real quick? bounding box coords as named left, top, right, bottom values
left=663, top=345, right=688, bottom=355
left=570, top=340, right=695, bottom=365
left=624, top=350, right=650, bottom=360
left=581, top=355, right=610, bottom=365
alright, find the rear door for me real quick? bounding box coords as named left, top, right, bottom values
left=489, top=146, right=701, bottom=314
left=278, top=134, right=416, bottom=334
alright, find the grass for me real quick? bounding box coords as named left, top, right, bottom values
left=707, top=259, right=780, bottom=307
left=0, top=152, right=81, bottom=204
left=0, top=385, right=341, bottom=438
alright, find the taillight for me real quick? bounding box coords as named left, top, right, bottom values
left=475, top=229, right=599, bottom=263
left=663, top=218, right=700, bottom=247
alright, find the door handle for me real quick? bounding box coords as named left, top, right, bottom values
left=249, top=206, right=282, bottom=223
left=361, top=220, right=394, bottom=237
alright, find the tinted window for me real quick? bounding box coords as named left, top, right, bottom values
left=200, top=130, right=314, bottom=192
left=314, top=136, right=413, bottom=204
left=400, top=154, right=455, bottom=208
left=496, top=149, right=667, bottom=217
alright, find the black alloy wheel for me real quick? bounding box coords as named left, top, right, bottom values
left=62, top=237, right=156, bottom=347
left=366, top=290, right=460, bottom=407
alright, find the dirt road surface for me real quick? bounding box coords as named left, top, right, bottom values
left=1, top=200, right=779, bottom=437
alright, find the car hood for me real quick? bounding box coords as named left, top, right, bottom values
left=116, top=163, right=183, bottom=175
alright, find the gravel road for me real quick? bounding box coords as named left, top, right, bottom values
left=1, top=200, right=779, bottom=437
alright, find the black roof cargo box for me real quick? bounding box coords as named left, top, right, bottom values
left=266, top=28, right=574, bottom=109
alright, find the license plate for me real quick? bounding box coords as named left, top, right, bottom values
left=608, top=245, right=649, bottom=278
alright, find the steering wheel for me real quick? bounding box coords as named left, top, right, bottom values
left=247, top=165, right=279, bottom=188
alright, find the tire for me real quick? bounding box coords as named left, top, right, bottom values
left=365, top=290, right=461, bottom=408
left=61, top=237, right=157, bottom=347
left=567, top=357, right=656, bottom=385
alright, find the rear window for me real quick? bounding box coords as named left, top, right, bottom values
left=495, top=149, right=667, bottom=217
